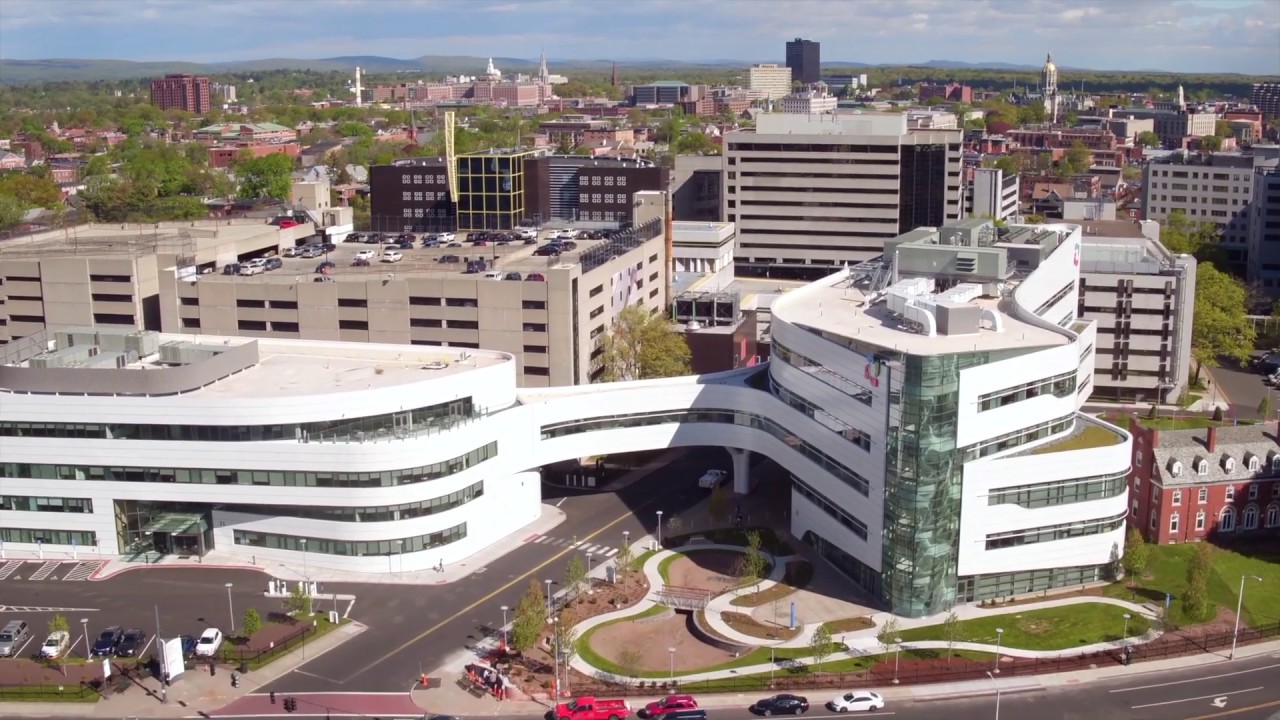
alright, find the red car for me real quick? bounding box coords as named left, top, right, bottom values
left=554, top=695, right=631, bottom=720
left=641, top=694, right=697, bottom=718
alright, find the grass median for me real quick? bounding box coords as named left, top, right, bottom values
left=898, top=603, right=1150, bottom=651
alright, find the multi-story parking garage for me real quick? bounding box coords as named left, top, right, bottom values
left=0, top=221, right=1131, bottom=618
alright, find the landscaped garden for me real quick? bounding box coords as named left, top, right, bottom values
left=895, top=603, right=1150, bottom=651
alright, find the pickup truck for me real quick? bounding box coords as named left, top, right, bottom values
left=554, top=695, right=631, bottom=720
left=698, top=469, right=729, bottom=490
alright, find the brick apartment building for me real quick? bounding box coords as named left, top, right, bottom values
left=919, top=82, right=973, bottom=104
left=1127, top=418, right=1280, bottom=544
left=150, top=74, right=211, bottom=114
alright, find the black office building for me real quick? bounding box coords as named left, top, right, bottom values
left=785, top=38, right=820, bottom=85
left=368, top=158, right=456, bottom=233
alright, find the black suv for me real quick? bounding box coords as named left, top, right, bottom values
left=750, top=694, right=809, bottom=715
left=91, top=626, right=123, bottom=657
left=117, top=629, right=148, bottom=657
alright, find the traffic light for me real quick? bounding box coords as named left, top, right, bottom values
left=270, top=691, right=277, bottom=705
left=284, top=696, right=297, bottom=713
left=230, top=673, right=239, bottom=688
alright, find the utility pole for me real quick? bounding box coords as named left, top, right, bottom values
left=154, top=605, right=167, bottom=704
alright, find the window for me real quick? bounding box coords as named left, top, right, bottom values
left=1149, top=509, right=1158, bottom=531
left=1219, top=507, right=1236, bottom=532
left=1196, top=510, right=1206, bottom=531
left=523, top=344, right=547, bottom=353
left=1172, top=489, right=1182, bottom=505
left=1247, top=454, right=1260, bottom=471
left=1195, top=459, right=1208, bottom=475
left=617, top=176, right=626, bottom=186
left=1169, top=513, right=1180, bottom=533
left=1242, top=505, right=1259, bottom=530
left=985, top=510, right=1130, bottom=551
left=1199, top=487, right=1208, bottom=503
left=1248, top=484, right=1258, bottom=500
left=521, top=300, right=547, bottom=310
left=0, top=495, right=93, bottom=513
left=523, top=323, right=547, bottom=332
left=1225, top=457, right=1236, bottom=472
left=792, top=476, right=869, bottom=540
left=1274, top=483, right=1280, bottom=498
left=234, top=524, right=467, bottom=556
left=1151, top=485, right=1159, bottom=503
left=338, top=320, right=368, bottom=331
left=1267, top=504, right=1279, bottom=528
left=0, top=528, right=97, bottom=546
left=1226, top=485, right=1235, bottom=501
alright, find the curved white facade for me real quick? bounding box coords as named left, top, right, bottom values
left=0, top=223, right=1131, bottom=616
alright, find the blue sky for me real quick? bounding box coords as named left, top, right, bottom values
left=1, top=0, right=1277, bottom=74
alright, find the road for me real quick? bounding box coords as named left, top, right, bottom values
left=1207, top=362, right=1272, bottom=420
left=258, top=447, right=732, bottom=694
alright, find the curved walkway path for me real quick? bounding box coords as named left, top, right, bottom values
left=568, top=547, right=1160, bottom=683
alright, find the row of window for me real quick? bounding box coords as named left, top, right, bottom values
left=792, top=476, right=869, bottom=541
left=541, top=408, right=872, bottom=496
left=977, top=370, right=1077, bottom=412
left=1164, top=482, right=1280, bottom=505
left=1, top=441, right=497, bottom=489
left=955, top=564, right=1106, bottom=603
left=961, top=414, right=1076, bottom=462
left=985, top=510, right=1128, bottom=550
left=0, top=528, right=98, bottom=546
left=1034, top=281, right=1077, bottom=316
left=402, top=174, right=448, bottom=185
left=401, top=208, right=452, bottom=218
left=0, top=495, right=94, bottom=513
left=232, top=524, right=467, bottom=557
left=1169, top=453, right=1275, bottom=478
left=578, top=193, right=628, bottom=205
left=231, top=482, right=483, bottom=523
left=401, top=191, right=447, bottom=202
left=771, top=342, right=875, bottom=406
left=987, top=473, right=1127, bottom=508
left=0, top=397, right=476, bottom=444
left=770, top=379, right=872, bottom=451
left=1165, top=503, right=1280, bottom=534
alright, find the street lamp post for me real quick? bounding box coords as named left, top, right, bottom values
left=552, top=616, right=561, bottom=700
left=1231, top=575, right=1263, bottom=659
left=770, top=645, right=776, bottom=686
left=986, top=670, right=1001, bottom=720
left=79, top=618, right=89, bottom=659
left=396, top=539, right=404, bottom=574
left=623, top=530, right=630, bottom=549
left=500, top=605, right=509, bottom=648
left=656, top=511, right=664, bottom=549
left=893, top=637, right=903, bottom=684
left=545, top=579, right=553, bottom=618
left=1122, top=613, right=1131, bottom=643
left=299, top=538, right=308, bottom=585
left=993, top=628, right=1004, bottom=673
left=225, top=583, right=236, bottom=633
left=668, top=646, right=676, bottom=682
left=586, top=553, right=594, bottom=595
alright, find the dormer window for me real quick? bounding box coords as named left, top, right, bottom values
left=1195, top=458, right=1208, bottom=476
left=1271, top=452, right=1280, bottom=471
left=1246, top=453, right=1260, bottom=471
left=1170, top=460, right=1183, bottom=477
left=1226, top=485, right=1235, bottom=501
left=1224, top=457, right=1236, bottom=473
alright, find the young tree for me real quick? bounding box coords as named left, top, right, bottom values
left=876, top=617, right=902, bottom=653
left=616, top=645, right=643, bottom=678
left=1182, top=543, right=1214, bottom=620
left=48, top=614, right=69, bottom=636
left=241, top=608, right=263, bottom=639
left=614, top=542, right=634, bottom=579
left=0, top=193, right=25, bottom=231
left=1199, top=135, right=1223, bottom=153
left=235, top=152, right=294, bottom=200
left=1063, top=140, right=1092, bottom=175
left=601, top=304, right=692, bottom=381
left=1259, top=394, right=1273, bottom=420
left=1121, top=527, right=1152, bottom=588
left=808, top=623, right=837, bottom=668
left=941, top=611, right=964, bottom=662
left=665, top=515, right=684, bottom=536
left=563, top=554, right=587, bottom=597
left=510, top=579, right=546, bottom=652
left=1136, top=130, right=1162, bottom=149
left=736, top=532, right=770, bottom=592
left=287, top=583, right=314, bottom=616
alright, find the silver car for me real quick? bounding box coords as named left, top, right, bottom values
left=0, top=620, right=31, bottom=657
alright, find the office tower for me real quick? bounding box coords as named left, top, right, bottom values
left=785, top=38, right=820, bottom=85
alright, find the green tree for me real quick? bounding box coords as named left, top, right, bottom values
left=734, top=530, right=769, bottom=592
left=0, top=172, right=62, bottom=209
left=1136, top=130, right=1162, bottom=149
left=941, top=611, right=964, bottom=662
left=236, top=152, right=294, bottom=200
left=1160, top=210, right=1222, bottom=263
left=287, top=583, right=314, bottom=616
left=808, top=623, right=836, bottom=668
left=335, top=121, right=374, bottom=138
left=601, top=304, right=692, bottom=381
left=563, top=554, right=587, bottom=597
left=708, top=483, right=732, bottom=526
left=0, top=193, right=25, bottom=231
left=1199, top=135, right=1223, bottom=153
left=1215, top=119, right=1232, bottom=138
left=876, top=616, right=902, bottom=653
left=1191, top=264, right=1257, bottom=375
left=991, top=155, right=1022, bottom=176
left=510, top=579, right=546, bottom=652
left=241, top=608, right=262, bottom=639
left=613, top=542, right=634, bottom=579
left=48, top=614, right=69, bottom=636
left=1063, top=140, right=1092, bottom=175
left=672, top=130, right=718, bottom=155
left=1260, top=394, right=1273, bottom=420
left=1121, top=526, right=1152, bottom=588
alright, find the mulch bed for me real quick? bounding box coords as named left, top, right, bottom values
left=223, top=617, right=311, bottom=658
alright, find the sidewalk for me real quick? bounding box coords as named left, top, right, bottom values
left=0, top=621, right=367, bottom=718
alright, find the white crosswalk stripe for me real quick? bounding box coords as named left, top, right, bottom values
left=28, top=562, right=61, bottom=581
left=528, top=535, right=620, bottom=556
left=604, top=548, right=619, bottom=557
left=62, top=562, right=102, bottom=581
left=0, top=561, right=22, bottom=580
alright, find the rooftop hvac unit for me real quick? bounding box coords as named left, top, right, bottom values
left=158, top=341, right=225, bottom=366
left=125, top=331, right=160, bottom=358
left=57, top=327, right=101, bottom=350
left=79, top=351, right=133, bottom=369
left=95, top=326, right=137, bottom=353
left=30, top=345, right=98, bottom=369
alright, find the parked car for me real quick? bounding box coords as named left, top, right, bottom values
left=180, top=634, right=198, bottom=657
left=523, top=236, right=538, bottom=245
left=446, top=241, right=463, bottom=248
left=560, top=240, right=578, bottom=251
left=194, top=628, right=223, bottom=658
left=473, top=240, right=488, bottom=247
left=315, top=261, right=336, bottom=274
left=222, top=263, right=241, bottom=275
left=483, top=270, right=503, bottom=280
left=313, top=276, right=333, bottom=283
left=352, top=257, right=370, bottom=267
left=116, top=629, right=148, bottom=657
left=91, top=626, right=124, bottom=657
left=300, top=245, right=324, bottom=258
left=515, top=227, right=537, bottom=240
left=534, top=246, right=562, bottom=257
left=751, top=694, right=809, bottom=714
left=641, top=695, right=698, bottom=718
left=0, top=621, right=31, bottom=657
left=277, top=219, right=299, bottom=229
left=827, top=690, right=883, bottom=713
left=238, top=264, right=265, bottom=276
left=434, top=232, right=456, bottom=243
left=525, top=272, right=546, bottom=282
left=264, top=257, right=283, bottom=271
left=552, top=695, right=631, bottom=720
left=698, top=469, right=729, bottom=490
left=354, top=249, right=376, bottom=261
left=650, top=711, right=706, bottom=720
left=438, top=254, right=461, bottom=264
left=503, top=272, right=522, bottom=281
left=40, top=631, right=70, bottom=659
left=282, top=246, right=302, bottom=257
left=347, top=232, right=363, bottom=243
left=319, top=242, right=337, bottom=252
left=381, top=250, right=404, bottom=263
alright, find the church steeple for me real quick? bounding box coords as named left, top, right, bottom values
left=538, top=49, right=549, bottom=84
left=1041, top=51, right=1060, bottom=124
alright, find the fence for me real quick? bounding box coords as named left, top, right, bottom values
left=221, top=623, right=314, bottom=667
left=0, top=682, right=99, bottom=701
left=572, top=620, right=1280, bottom=697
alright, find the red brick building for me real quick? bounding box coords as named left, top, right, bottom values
left=150, top=74, right=212, bottom=114
left=919, top=82, right=973, bottom=104
left=1127, top=418, right=1280, bottom=544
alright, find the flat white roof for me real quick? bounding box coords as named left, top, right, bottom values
left=775, top=274, right=1067, bottom=355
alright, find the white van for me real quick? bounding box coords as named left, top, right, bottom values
left=483, top=270, right=504, bottom=280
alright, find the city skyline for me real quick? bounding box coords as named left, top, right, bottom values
left=0, top=0, right=1278, bottom=75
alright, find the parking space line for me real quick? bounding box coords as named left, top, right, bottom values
left=28, top=561, right=62, bottom=581
left=0, top=560, right=21, bottom=580
left=1131, top=687, right=1262, bottom=709
left=1110, top=663, right=1280, bottom=692
left=137, top=636, right=155, bottom=658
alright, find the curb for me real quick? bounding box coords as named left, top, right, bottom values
left=911, top=684, right=1045, bottom=703
left=91, top=561, right=270, bottom=581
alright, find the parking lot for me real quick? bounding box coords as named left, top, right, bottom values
left=0, top=563, right=276, bottom=663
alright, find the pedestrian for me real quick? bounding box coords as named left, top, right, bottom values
left=437, top=558, right=444, bottom=572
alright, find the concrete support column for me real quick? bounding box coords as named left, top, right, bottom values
left=727, top=447, right=751, bottom=495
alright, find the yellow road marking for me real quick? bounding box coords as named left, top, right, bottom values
left=1182, top=698, right=1280, bottom=720
left=352, top=506, right=639, bottom=678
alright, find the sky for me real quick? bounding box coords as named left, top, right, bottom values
left=1, top=0, right=1278, bottom=75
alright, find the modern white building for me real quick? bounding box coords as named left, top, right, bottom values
left=0, top=222, right=1131, bottom=617
left=966, top=167, right=1020, bottom=224
left=782, top=89, right=838, bottom=115
left=672, top=221, right=736, bottom=291
left=747, top=63, right=793, bottom=101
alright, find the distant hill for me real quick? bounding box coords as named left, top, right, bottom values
left=0, top=54, right=1219, bottom=84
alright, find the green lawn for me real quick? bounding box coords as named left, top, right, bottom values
left=1104, top=542, right=1280, bottom=627
left=1032, top=423, right=1123, bottom=455
left=678, top=649, right=993, bottom=692
left=0, top=685, right=99, bottom=703
left=897, top=603, right=1150, bottom=651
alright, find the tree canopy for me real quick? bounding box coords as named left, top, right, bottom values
left=1160, top=210, right=1223, bottom=265
left=236, top=152, right=294, bottom=200
left=1136, top=131, right=1162, bottom=149
left=601, top=304, right=692, bottom=382
left=1191, top=264, right=1256, bottom=372
left=0, top=171, right=62, bottom=209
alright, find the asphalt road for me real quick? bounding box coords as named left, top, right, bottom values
left=1208, top=362, right=1271, bottom=419
left=260, top=447, right=733, bottom=694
